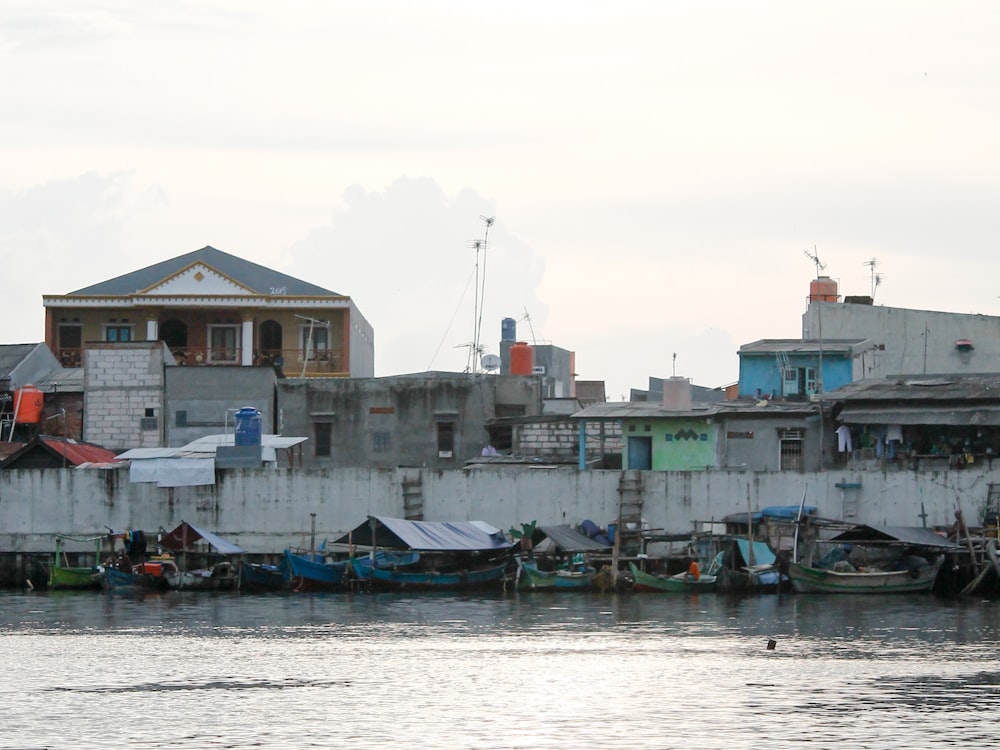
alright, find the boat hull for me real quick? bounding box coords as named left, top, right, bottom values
left=239, top=561, right=288, bottom=592
left=48, top=566, right=101, bottom=591
left=788, top=559, right=941, bottom=594
left=629, top=562, right=718, bottom=593
left=368, top=561, right=508, bottom=590
left=284, top=550, right=348, bottom=591
left=517, top=559, right=596, bottom=590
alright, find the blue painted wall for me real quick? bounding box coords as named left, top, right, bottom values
left=738, top=352, right=853, bottom=399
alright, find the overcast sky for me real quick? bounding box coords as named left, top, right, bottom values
left=4, top=2, right=1000, bottom=399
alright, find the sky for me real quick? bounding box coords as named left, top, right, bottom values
left=3, top=2, right=1000, bottom=400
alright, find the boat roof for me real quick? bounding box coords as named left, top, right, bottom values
left=533, top=524, right=611, bottom=552
left=158, top=521, right=244, bottom=555
left=828, top=524, right=961, bottom=549
left=335, top=516, right=512, bottom=552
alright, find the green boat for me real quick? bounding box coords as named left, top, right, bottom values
left=629, top=560, right=719, bottom=593
left=48, top=535, right=105, bottom=590
left=516, top=556, right=597, bottom=590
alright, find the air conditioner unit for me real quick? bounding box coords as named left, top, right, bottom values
left=532, top=365, right=546, bottom=375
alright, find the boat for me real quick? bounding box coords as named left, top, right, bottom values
left=629, top=558, right=720, bottom=593
left=517, top=556, right=596, bottom=590
left=335, top=515, right=513, bottom=591
left=239, top=560, right=288, bottom=592
left=367, top=559, right=509, bottom=590
left=47, top=534, right=104, bottom=590
left=98, top=556, right=178, bottom=592
left=157, top=521, right=244, bottom=591
left=788, top=524, right=961, bottom=594
left=284, top=548, right=349, bottom=592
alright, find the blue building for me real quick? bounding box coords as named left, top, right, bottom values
left=737, top=339, right=876, bottom=401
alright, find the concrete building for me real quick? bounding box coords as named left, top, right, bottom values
left=165, top=366, right=278, bottom=447
left=801, top=277, right=1000, bottom=378
left=276, top=372, right=542, bottom=469
left=737, top=339, right=877, bottom=400
left=42, top=245, right=374, bottom=378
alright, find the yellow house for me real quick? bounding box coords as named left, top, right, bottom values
left=42, top=246, right=374, bottom=377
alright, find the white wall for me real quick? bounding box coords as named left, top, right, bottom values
left=1, top=465, right=994, bottom=553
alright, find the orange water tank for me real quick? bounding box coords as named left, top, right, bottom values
left=13, top=385, right=44, bottom=424
left=509, top=341, right=534, bottom=376
left=809, top=276, right=839, bottom=302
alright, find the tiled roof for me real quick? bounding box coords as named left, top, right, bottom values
left=68, top=246, right=339, bottom=297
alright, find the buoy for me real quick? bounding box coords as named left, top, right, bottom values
left=766, top=639, right=776, bottom=650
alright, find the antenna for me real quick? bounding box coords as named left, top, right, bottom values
left=863, top=258, right=884, bottom=300
left=803, top=245, right=826, bottom=277
left=519, top=307, right=537, bottom=345
left=467, top=215, right=495, bottom=373
left=672, top=352, right=677, bottom=377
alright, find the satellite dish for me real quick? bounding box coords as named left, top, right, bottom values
left=481, top=354, right=501, bottom=372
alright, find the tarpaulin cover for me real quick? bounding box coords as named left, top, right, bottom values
left=533, top=525, right=612, bottom=552
left=735, top=538, right=777, bottom=567
left=128, top=458, right=216, bottom=487
left=723, top=505, right=817, bottom=524
left=336, top=516, right=512, bottom=552
left=159, top=521, right=244, bottom=555
left=829, top=524, right=961, bottom=549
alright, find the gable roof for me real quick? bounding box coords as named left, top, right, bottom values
left=0, top=436, right=122, bottom=469
left=0, top=344, right=41, bottom=379
left=67, top=246, right=339, bottom=297
left=335, top=516, right=513, bottom=552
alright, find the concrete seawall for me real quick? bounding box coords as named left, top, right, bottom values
left=3, top=463, right=994, bottom=551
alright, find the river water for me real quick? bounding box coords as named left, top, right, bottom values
left=1, top=589, right=999, bottom=749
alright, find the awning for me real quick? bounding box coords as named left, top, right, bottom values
left=829, top=524, right=961, bottom=549
left=159, top=521, right=244, bottom=555
left=532, top=525, right=612, bottom=552
left=335, top=516, right=512, bottom=552
left=838, top=405, right=1000, bottom=426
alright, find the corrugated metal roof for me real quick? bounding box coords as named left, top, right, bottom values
left=839, top=405, right=1000, bottom=426
left=573, top=400, right=818, bottom=420
left=829, top=524, right=961, bottom=549
left=535, top=525, right=612, bottom=552
left=827, top=375, right=1000, bottom=402
left=336, top=516, right=513, bottom=552
left=34, top=368, right=84, bottom=392
left=67, top=246, right=339, bottom=297
left=0, top=344, right=41, bottom=379
left=739, top=338, right=874, bottom=356
left=36, top=438, right=121, bottom=466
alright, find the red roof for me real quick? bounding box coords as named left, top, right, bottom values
left=39, top=437, right=121, bottom=466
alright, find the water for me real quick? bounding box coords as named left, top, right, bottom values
left=2, top=590, right=999, bottom=749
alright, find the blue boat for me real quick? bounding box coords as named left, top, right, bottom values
left=283, top=549, right=349, bottom=592
left=239, top=560, right=288, bottom=592
left=99, top=559, right=176, bottom=592
left=336, top=516, right=514, bottom=591
left=367, top=560, right=509, bottom=590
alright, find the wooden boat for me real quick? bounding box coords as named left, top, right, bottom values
left=239, top=560, right=288, bottom=592
left=158, top=521, right=243, bottom=591
left=99, top=557, right=178, bottom=592
left=629, top=561, right=718, bottom=593
left=166, top=561, right=240, bottom=592
left=336, top=515, right=514, bottom=591
left=516, top=557, right=596, bottom=590
left=284, top=548, right=349, bottom=592
left=367, top=560, right=508, bottom=590
left=788, top=558, right=943, bottom=594
left=48, top=534, right=104, bottom=590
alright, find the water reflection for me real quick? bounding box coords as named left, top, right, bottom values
left=3, top=590, right=1000, bottom=749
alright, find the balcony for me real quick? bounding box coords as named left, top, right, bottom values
left=54, top=346, right=347, bottom=376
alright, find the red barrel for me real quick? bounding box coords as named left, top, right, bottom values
left=509, top=342, right=534, bottom=375
left=13, top=385, right=44, bottom=424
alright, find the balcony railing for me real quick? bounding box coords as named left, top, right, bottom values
left=54, top=347, right=347, bottom=375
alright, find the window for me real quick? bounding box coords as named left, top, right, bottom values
left=176, top=410, right=188, bottom=427
left=372, top=431, right=391, bottom=452
left=437, top=422, right=455, bottom=458
left=314, top=422, right=332, bottom=457
left=300, top=324, right=330, bottom=360
left=779, top=428, right=804, bottom=471
left=140, top=409, right=157, bottom=431
left=106, top=325, right=132, bottom=342
left=208, top=325, right=239, bottom=363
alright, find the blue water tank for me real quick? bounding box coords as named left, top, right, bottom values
left=501, top=317, right=517, bottom=342
left=234, top=406, right=262, bottom=447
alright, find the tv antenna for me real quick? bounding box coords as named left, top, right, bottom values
left=863, top=258, right=884, bottom=300
left=468, top=215, right=495, bottom=373
left=804, top=245, right=826, bottom=277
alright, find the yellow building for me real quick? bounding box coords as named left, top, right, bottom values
left=42, top=245, right=374, bottom=377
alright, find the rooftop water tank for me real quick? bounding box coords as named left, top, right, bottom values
left=234, top=406, right=262, bottom=447
left=501, top=317, right=517, bottom=342
left=509, top=342, right=534, bottom=376
left=809, top=276, right=839, bottom=302
left=13, top=385, right=44, bottom=424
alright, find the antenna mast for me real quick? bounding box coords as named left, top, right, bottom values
left=863, top=258, right=883, bottom=301
left=467, top=215, right=495, bottom=373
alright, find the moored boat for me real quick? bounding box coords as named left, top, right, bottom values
left=629, top=560, right=719, bottom=593
left=48, top=534, right=105, bottom=591
left=516, top=557, right=596, bottom=590
left=239, top=560, right=288, bottom=592
left=284, top=548, right=349, bottom=592
left=788, top=558, right=943, bottom=594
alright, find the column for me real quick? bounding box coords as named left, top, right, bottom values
left=241, top=314, right=254, bottom=366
